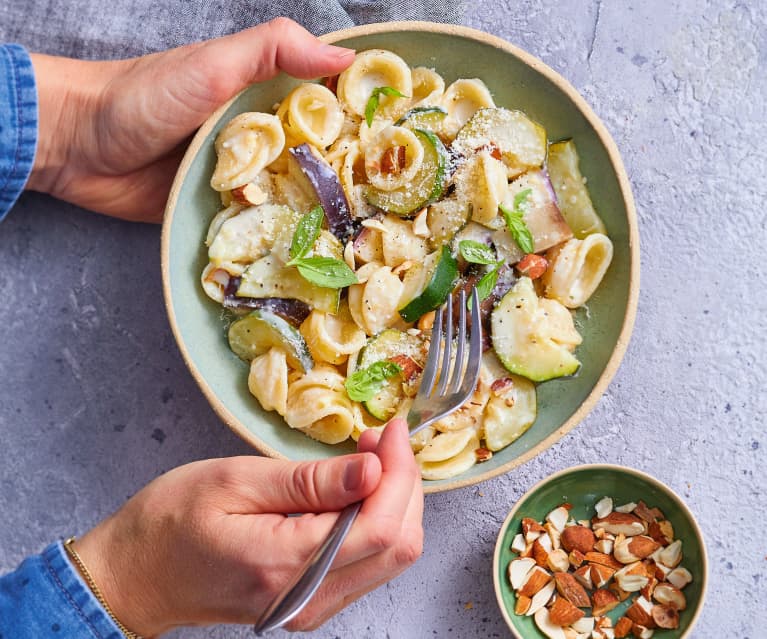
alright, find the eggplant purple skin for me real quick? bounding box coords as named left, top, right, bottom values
left=289, top=144, right=355, bottom=242
left=223, top=277, right=311, bottom=326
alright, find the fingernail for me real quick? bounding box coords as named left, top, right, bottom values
left=343, top=456, right=366, bottom=491
left=322, top=44, right=356, bottom=59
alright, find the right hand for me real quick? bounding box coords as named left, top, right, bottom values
left=73, top=418, right=423, bottom=635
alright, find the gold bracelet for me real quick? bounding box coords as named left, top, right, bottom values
left=64, top=537, right=143, bottom=639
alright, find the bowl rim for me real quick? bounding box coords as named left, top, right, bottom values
left=161, top=21, right=640, bottom=494
left=491, top=463, right=709, bottom=638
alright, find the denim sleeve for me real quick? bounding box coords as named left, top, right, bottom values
left=0, top=43, right=38, bottom=222
left=0, top=541, right=125, bottom=638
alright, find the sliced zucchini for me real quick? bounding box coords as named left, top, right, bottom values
left=228, top=309, right=313, bottom=373
left=547, top=139, right=606, bottom=238
left=453, top=107, right=547, bottom=175
left=426, top=197, right=471, bottom=249
left=398, top=246, right=458, bottom=323
left=395, top=106, right=448, bottom=131
left=491, top=277, right=581, bottom=382
left=358, top=329, right=426, bottom=420
left=482, top=373, right=537, bottom=451
left=364, top=128, right=449, bottom=216
left=208, top=204, right=299, bottom=269
left=237, top=255, right=340, bottom=313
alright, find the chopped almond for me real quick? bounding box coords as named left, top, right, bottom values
left=546, top=549, right=570, bottom=573
left=573, top=565, right=593, bottom=590
left=614, top=617, right=633, bottom=638
left=591, top=589, right=620, bottom=616
left=533, top=538, right=550, bottom=566
left=515, top=594, right=532, bottom=615
left=651, top=604, right=679, bottom=629
left=590, top=563, right=616, bottom=589
left=518, top=566, right=552, bottom=597
left=625, top=596, right=655, bottom=628
left=647, top=520, right=674, bottom=546
left=568, top=549, right=586, bottom=568
left=653, top=583, right=687, bottom=610
left=584, top=551, right=623, bottom=571
left=522, top=517, right=546, bottom=543
left=516, top=254, right=548, bottom=279
left=554, top=572, right=590, bottom=608
left=380, top=145, right=407, bottom=175
left=593, top=512, right=646, bottom=536
left=560, top=525, right=596, bottom=554
left=549, top=596, right=585, bottom=627
left=634, top=501, right=664, bottom=523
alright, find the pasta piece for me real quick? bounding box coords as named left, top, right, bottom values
left=452, top=150, right=508, bottom=226
left=439, top=79, right=495, bottom=139
left=337, top=49, right=413, bottom=120
left=248, top=347, right=289, bottom=415
left=299, top=303, right=367, bottom=365
left=205, top=203, right=243, bottom=247
left=277, top=83, right=344, bottom=149
left=433, top=371, right=491, bottom=432
left=410, top=66, right=445, bottom=108
left=364, top=126, right=425, bottom=191
left=542, top=234, right=614, bottom=308
left=415, top=428, right=476, bottom=463
left=381, top=215, right=429, bottom=267
left=482, top=374, right=537, bottom=451
left=417, top=435, right=480, bottom=481
left=285, top=365, right=354, bottom=444
left=211, top=112, right=285, bottom=191
left=349, top=264, right=404, bottom=336
left=409, top=424, right=436, bottom=452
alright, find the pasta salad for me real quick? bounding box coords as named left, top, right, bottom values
left=201, top=49, right=614, bottom=481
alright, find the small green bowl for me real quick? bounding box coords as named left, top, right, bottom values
left=162, top=22, right=639, bottom=493
left=493, top=464, right=707, bottom=638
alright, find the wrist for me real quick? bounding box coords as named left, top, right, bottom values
left=75, top=514, right=173, bottom=637
left=26, top=54, right=103, bottom=196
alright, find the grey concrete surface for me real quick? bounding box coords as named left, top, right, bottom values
left=1, top=1, right=765, bottom=637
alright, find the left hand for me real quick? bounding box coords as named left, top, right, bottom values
left=27, top=18, right=355, bottom=222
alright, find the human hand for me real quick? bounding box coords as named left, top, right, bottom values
left=26, top=18, right=355, bottom=222
left=73, top=418, right=423, bottom=636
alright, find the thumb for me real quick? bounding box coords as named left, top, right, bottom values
left=245, top=453, right=382, bottom=514
left=190, top=18, right=354, bottom=103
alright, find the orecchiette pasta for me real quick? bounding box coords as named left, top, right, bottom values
left=440, top=78, right=495, bottom=137
left=277, top=83, right=344, bottom=149
left=410, top=66, right=445, bottom=107
left=337, top=49, right=413, bottom=119
left=542, top=234, right=614, bottom=308
left=201, top=48, right=612, bottom=482
left=300, top=303, right=367, bottom=365
left=285, top=365, right=355, bottom=444
left=248, top=348, right=289, bottom=415
left=211, top=112, right=285, bottom=191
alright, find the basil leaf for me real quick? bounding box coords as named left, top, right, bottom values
left=288, top=205, right=324, bottom=262
left=294, top=256, right=358, bottom=288
left=514, top=187, right=533, bottom=212
left=476, top=267, right=500, bottom=301
left=365, top=86, right=408, bottom=127
left=345, top=360, right=403, bottom=402
left=459, top=239, right=497, bottom=265
left=500, top=203, right=535, bottom=255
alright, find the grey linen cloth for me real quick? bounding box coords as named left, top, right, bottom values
left=0, top=0, right=464, bottom=58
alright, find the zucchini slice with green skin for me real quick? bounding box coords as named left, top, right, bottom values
left=453, top=107, right=547, bottom=173
left=547, top=139, right=606, bottom=239
left=364, top=128, right=449, bottom=216
left=395, top=106, right=448, bottom=131
left=491, top=277, right=581, bottom=382
left=228, top=309, right=314, bottom=373
left=398, top=246, right=459, bottom=323
left=426, top=197, right=471, bottom=249
left=358, top=329, right=425, bottom=420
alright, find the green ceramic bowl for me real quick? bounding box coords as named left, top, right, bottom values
left=493, top=464, right=707, bottom=637
left=162, top=22, right=639, bottom=493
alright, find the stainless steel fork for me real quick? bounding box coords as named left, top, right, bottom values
left=253, top=287, right=483, bottom=635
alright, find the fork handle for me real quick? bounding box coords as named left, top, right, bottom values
left=253, top=500, right=362, bottom=635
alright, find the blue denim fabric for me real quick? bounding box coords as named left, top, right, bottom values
left=0, top=541, right=124, bottom=638
left=0, top=43, right=37, bottom=222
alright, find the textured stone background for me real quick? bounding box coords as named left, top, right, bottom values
left=1, top=1, right=765, bottom=637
